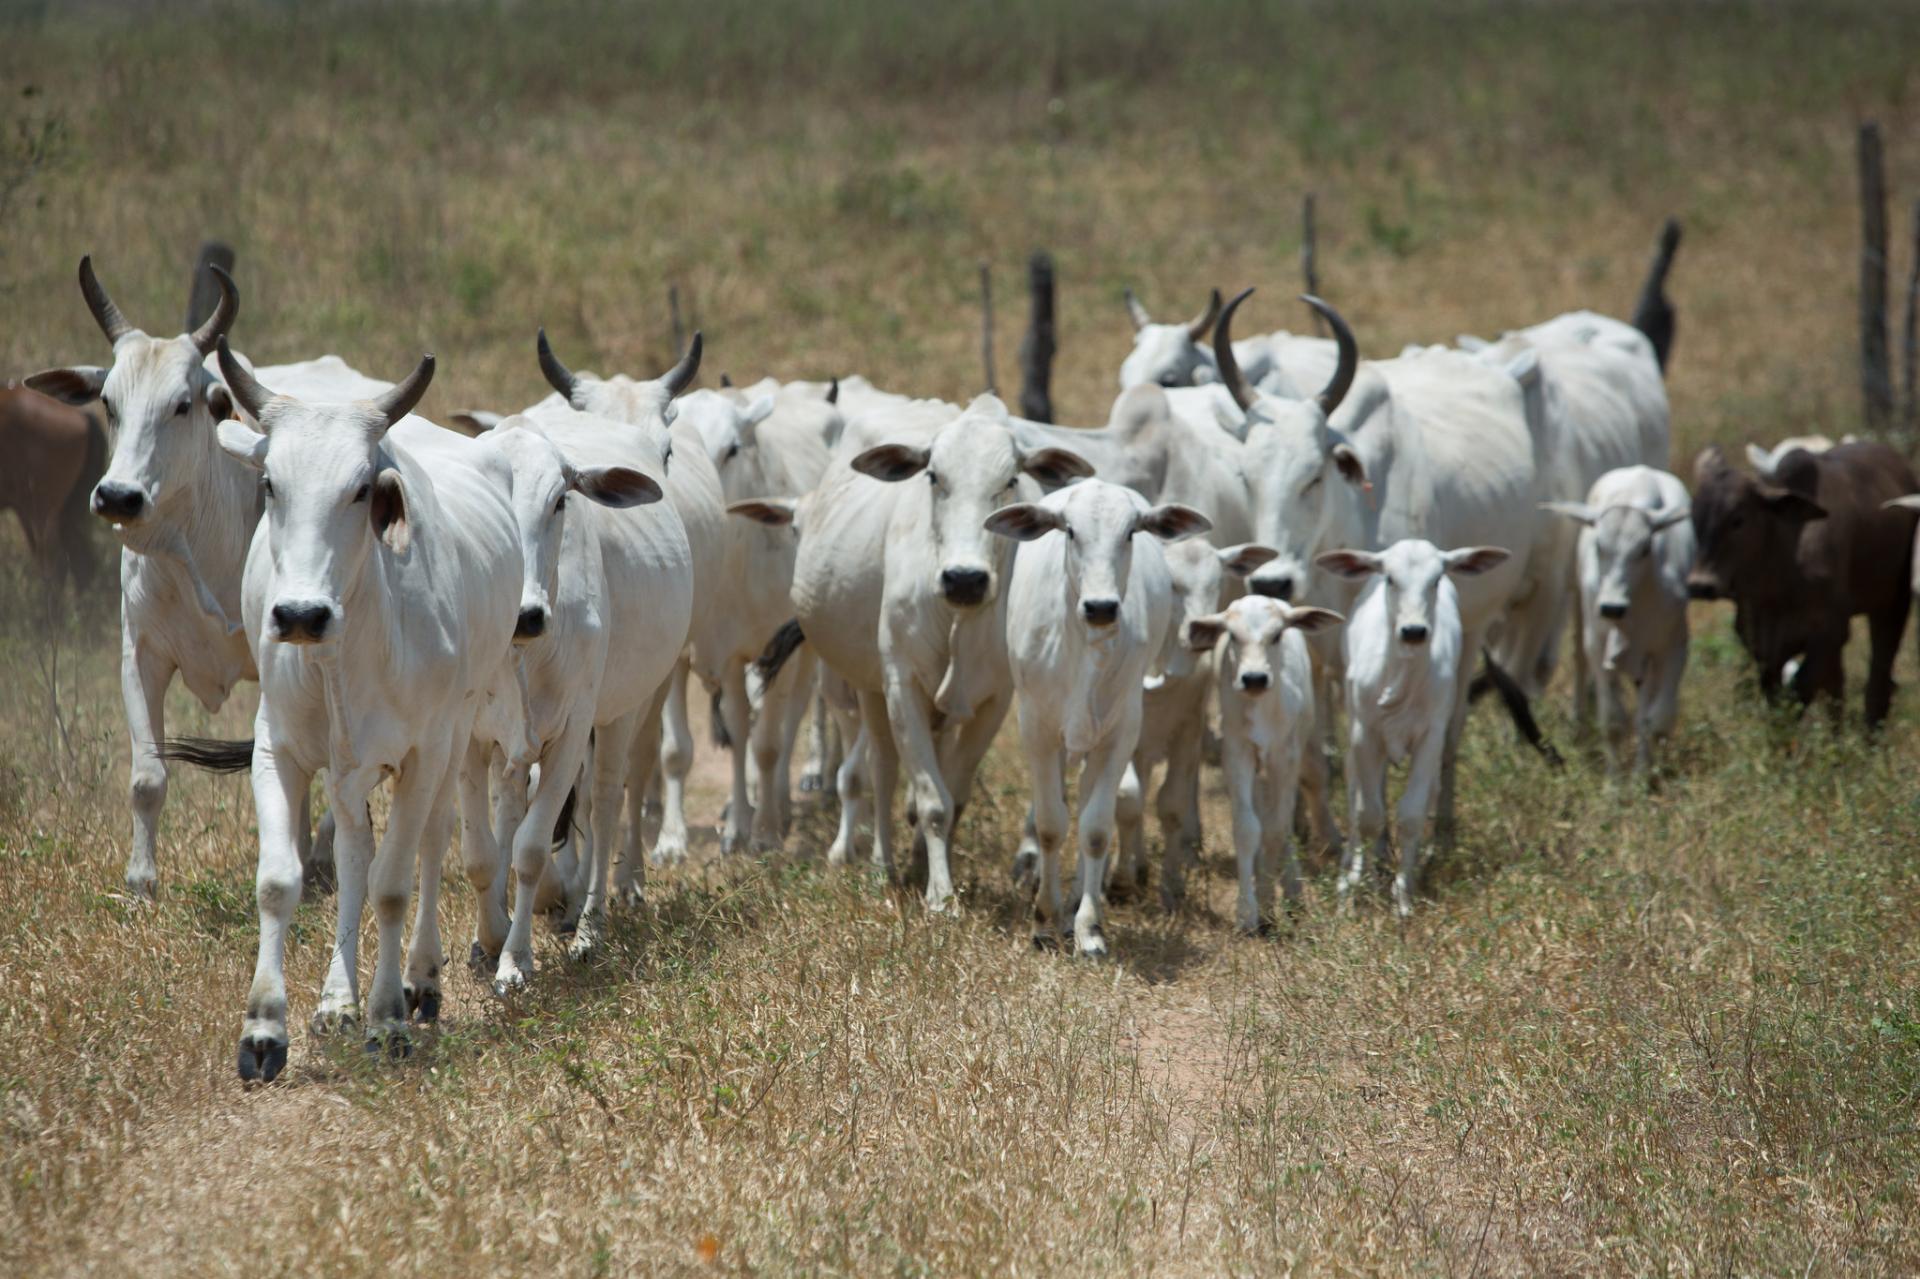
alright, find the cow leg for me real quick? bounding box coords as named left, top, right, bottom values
left=1338, top=733, right=1387, bottom=910
left=1434, top=626, right=1485, bottom=850
left=1268, top=753, right=1305, bottom=913
left=1597, top=666, right=1629, bottom=779
left=315, top=768, right=379, bottom=1035
left=653, top=658, right=696, bottom=865
left=1643, top=636, right=1687, bottom=777
left=884, top=680, right=961, bottom=912
left=495, top=723, right=590, bottom=994
left=1115, top=755, right=1149, bottom=902
left=1222, top=743, right=1263, bottom=935
left=459, top=736, right=511, bottom=970
left=616, top=685, right=669, bottom=904
left=404, top=755, right=458, bottom=1025
left=1571, top=600, right=1595, bottom=732
left=1393, top=733, right=1447, bottom=920
left=364, top=743, right=449, bottom=1058
left=718, top=661, right=754, bottom=855
left=119, top=630, right=175, bottom=901
left=1792, top=634, right=1846, bottom=726
left=1071, top=727, right=1135, bottom=959
left=1297, top=721, right=1344, bottom=861
left=1022, top=721, right=1069, bottom=950
left=236, top=728, right=308, bottom=1084
left=760, top=648, right=815, bottom=838
left=572, top=711, right=637, bottom=960
left=826, top=719, right=868, bottom=867
left=860, top=691, right=900, bottom=880
left=799, top=663, right=838, bottom=795
left=1866, top=603, right=1908, bottom=729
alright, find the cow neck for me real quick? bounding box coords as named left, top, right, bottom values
left=127, top=405, right=261, bottom=631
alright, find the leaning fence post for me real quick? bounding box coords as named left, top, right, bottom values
left=1018, top=251, right=1057, bottom=423
left=1859, top=121, right=1894, bottom=435
left=979, top=260, right=997, bottom=396
left=1301, top=193, right=1324, bottom=335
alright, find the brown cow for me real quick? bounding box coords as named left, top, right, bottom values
left=1, top=382, right=105, bottom=594
left=1687, top=441, right=1917, bottom=726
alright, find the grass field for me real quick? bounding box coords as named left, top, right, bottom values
left=6, top=0, right=1920, bottom=1273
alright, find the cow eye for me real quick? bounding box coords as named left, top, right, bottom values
left=927, top=471, right=940, bottom=488
left=101, top=396, right=115, bottom=419
left=262, top=477, right=275, bottom=499
left=725, top=442, right=740, bottom=461
left=555, top=494, right=568, bottom=512
left=352, top=483, right=370, bottom=504
left=1302, top=475, right=1322, bottom=495
left=174, top=398, right=191, bottom=417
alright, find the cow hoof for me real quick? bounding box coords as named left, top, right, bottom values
left=799, top=771, right=826, bottom=794
left=310, top=1005, right=358, bottom=1038
left=1010, top=848, right=1038, bottom=890
left=237, top=1032, right=288, bottom=1084
left=613, top=884, right=646, bottom=909
left=404, top=983, right=441, bottom=1025
left=649, top=838, right=689, bottom=867
left=365, top=1026, right=412, bottom=1061
left=467, top=942, right=498, bottom=979
left=1075, top=929, right=1110, bottom=961
left=567, top=933, right=600, bottom=963
left=124, top=872, right=158, bottom=903
left=492, top=952, right=534, bottom=998
left=1031, top=928, right=1063, bottom=952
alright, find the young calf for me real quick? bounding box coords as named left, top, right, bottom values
left=1182, top=596, right=1343, bottom=933
left=1317, top=540, right=1509, bottom=918
left=988, top=478, right=1210, bottom=957
left=1543, top=465, right=1693, bottom=778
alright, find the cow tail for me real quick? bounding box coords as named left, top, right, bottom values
left=551, top=784, right=578, bottom=847
left=158, top=737, right=255, bottom=773
left=1630, top=216, right=1681, bottom=372
left=710, top=685, right=732, bottom=750
left=753, top=618, right=807, bottom=686
left=1478, top=653, right=1564, bottom=769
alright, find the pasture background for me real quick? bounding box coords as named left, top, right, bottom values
left=5, top=0, right=1920, bottom=1272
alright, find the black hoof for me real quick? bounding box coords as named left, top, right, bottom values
left=237, top=1036, right=288, bottom=1083
left=405, top=984, right=441, bottom=1024
left=1031, top=930, right=1062, bottom=952
left=467, top=941, right=497, bottom=978
left=553, top=917, right=577, bottom=938
left=365, top=1031, right=412, bottom=1061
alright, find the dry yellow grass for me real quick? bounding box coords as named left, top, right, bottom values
left=5, top=1, right=1920, bottom=1274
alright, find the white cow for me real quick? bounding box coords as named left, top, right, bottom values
left=1217, top=289, right=1539, bottom=846
left=787, top=394, right=1093, bottom=909
left=1542, top=465, right=1694, bottom=777
left=1318, top=540, right=1510, bottom=918
left=207, top=343, right=523, bottom=1081
left=463, top=412, right=689, bottom=993
left=1114, top=538, right=1277, bottom=908
left=24, top=258, right=365, bottom=899
left=1119, top=285, right=1340, bottom=398
left=987, top=479, right=1209, bottom=955
left=1182, top=595, right=1344, bottom=932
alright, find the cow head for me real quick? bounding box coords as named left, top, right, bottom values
left=482, top=416, right=662, bottom=642
left=674, top=388, right=776, bottom=498
left=1156, top=540, right=1280, bottom=680
left=535, top=327, right=699, bottom=467
left=26, top=257, right=239, bottom=536
left=1184, top=595, right=1343, bottom=697
left=1685, top=444, right=1826, bottom=601
left=1220, top=288, right=1368, bottom=602
left=851, top=395, right=1092, bottom=609
left=1316, top=540, right=1508, bottom=650
left=985, top=478, right=1210, bottom=633
left=1118, top=287, right=1225, bottom=390
left=1542, top=499, right=1689, bottom=621
left=212, top=339, right=438, bottom=645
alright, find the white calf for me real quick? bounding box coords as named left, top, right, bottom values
left=1318, top=540, right=1510, bottom=919
left=1183, top=596, right=1344, bottom=932
left=1543, top=465, right=1693, bottom=777
left=988, top=479, right=1209, bottom=957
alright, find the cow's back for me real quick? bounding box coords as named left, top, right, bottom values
left=1794, top=442, right=1919, bottom=615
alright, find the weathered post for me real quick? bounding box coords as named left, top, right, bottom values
left=980, top=260, right=997, bottom=395
left=1860, top=122, right=1894, bottom=433
left=1018, top=251, right=1057, bottom=423
left=184, top=240, right=236, bottom=332
left=1301, top=193, right=1323, bottom=335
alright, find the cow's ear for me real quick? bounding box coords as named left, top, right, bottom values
left=1133, top=503, right=1212, bottom=543
left=24, top=366, right=108, bottom=405
left=1314, top=549, right=1381, bottom=580
left=851, top=443, right=930, bottom=482
left=1886, top=495, right=1920, bottom=514
left=1182, top=614, right=1228, bottom=652
left=372, top=469, right=410, bottom=553
left=206, top=382, right=233, bottom=423
left=1456, top=333, right=1490, bottom=352
left=1020, top=446, right=1095, bottom=491
left=1444, top=546, right=1510, bottom=576
left=1217, top=543, right=1280, bottom=577
left=741, top=394, right=776, bottom=431
left=1502, top=347, right=1540, bottom=389
left=1693, top=443, right=1729, bottom=482
left=573, top=464, right=662, bottom=508
left=729, top=498, right=797, bottom=527
left=1758, top=486, right=1826, bottom=522
left=1650, top=505, right=1691, bottom=531
left=1331, top=442, right=1367, bottom=486
left=1540, top=501, right=1599, bottom=526
left=983, top=503, right=1064, bottom=542
left=1283, top=604, right=1345, bottom=634
left=216, top=418, right=269, bottom=469
left=447, top=409, right=503, bottom=436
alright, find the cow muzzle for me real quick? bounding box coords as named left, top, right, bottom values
left=515, top=604, right=550, bottom=641
left=1238, top=669, right=1271, bottom=694
left=1598, top=600, right=1628, bottom=621
left=1081, top=597, right=1120, bottom=627
left=939, top=565, right=992, bottom=608
left=270, top=599, right=335, bottom=644
left=1398, top=623, right=1430, bottom=646
left=1250, top=573, right=1294, bottom=602
left=92, top=481, right=148, bottom=524
left=1685, top=573, right=1721, bottom=601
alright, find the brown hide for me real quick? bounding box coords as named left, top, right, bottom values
left=1, top=383, right=106, bottom=593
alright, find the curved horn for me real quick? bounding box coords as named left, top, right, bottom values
left=373, top=354, right=435, bottom=427
left=215, top=335, right=278, bottom=422
left=1213, top=287, right=1257, bottom=412
left=78, top=255, right=134, bottom=346
left=1124, top=288, right=1152, bottom=331
left=826, top=376, right=839, bottom=405
left=188, top=264, right=240, bottom=355
left=1187, top=287, right=1223, bottom=342
left=536, top=327, right=579, bottom=404
left=662, top=330, right=703, bottom=398
left=1300, top=294, right=1357, bottom=416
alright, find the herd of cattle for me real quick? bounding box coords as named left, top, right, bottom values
left=9, top=229, right=1920, bottom=1082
